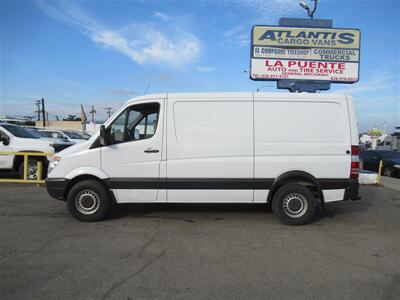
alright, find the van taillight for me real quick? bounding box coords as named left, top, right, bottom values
left=350, top=145, right=360, bottom=179
left=351, top=145, right=360, bottom=156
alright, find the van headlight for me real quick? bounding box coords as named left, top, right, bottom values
left=48, top=156, right=61, bottom=174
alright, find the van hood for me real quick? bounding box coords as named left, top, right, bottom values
left=56, top=139, right=92, bottom=157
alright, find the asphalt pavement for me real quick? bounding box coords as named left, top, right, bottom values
left=0, top=184, right=399, bottom=300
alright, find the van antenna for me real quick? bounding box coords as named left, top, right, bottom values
left=143, top=83, right=151, bottom=95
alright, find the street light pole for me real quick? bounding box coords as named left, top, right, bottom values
left=299, top=0, right=318, bottom=19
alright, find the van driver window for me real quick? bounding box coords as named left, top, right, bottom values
left=109, top=102, right=160, bottom=144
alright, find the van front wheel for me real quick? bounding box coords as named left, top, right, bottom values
left=67, top=180, right=111, bottom=222
left=272, top=184, right=318, bottom=225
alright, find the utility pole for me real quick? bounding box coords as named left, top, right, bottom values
left=41, top=98, right=46, bottom=127
left=105, top=107, right=112, bottom=118
left=90, top=106, right=96, bottom=124
left=35, top=100, right=41, bottom=121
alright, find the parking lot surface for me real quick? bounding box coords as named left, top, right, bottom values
left=1, top=184, right=400, bottom=300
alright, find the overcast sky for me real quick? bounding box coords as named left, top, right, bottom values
left=0, top=0, right=399, bottom=131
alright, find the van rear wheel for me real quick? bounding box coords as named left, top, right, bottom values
left=272, top=184, right=318, bottom=225
left=67, top=180, right=111, bottom=222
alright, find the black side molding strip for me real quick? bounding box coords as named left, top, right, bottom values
left=319, top=179, right=352, bottom=190
left=45, top=177, right=356, bottom=203
left=105, top=178, right=352, bottom=190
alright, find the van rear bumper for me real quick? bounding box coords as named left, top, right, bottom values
left=45, top=178, right=69, bottom=201
left=343, top=179, right=361, bottom=201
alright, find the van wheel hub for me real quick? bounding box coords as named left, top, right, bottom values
left=283, top=193, right=308, bottom=218
left=75, top=190, right=100, bottom=215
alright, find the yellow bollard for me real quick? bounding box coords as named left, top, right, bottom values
left=377, top=160, right=383, bottom=185
left=0, top=151, right=51, bottom=184
left=23, top=154, right=28, bottom=181
left=36, top=161, right=43, bottom=186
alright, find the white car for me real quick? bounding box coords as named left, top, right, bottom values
left=0, top=123, right=55, bottom=179
left=39, top=129, right=87, bottom=143
left=27, top=128, right=75, bottom=152
left=46, top=92, right=360, bottom=224
left=82, top=131, right=93, bottom=139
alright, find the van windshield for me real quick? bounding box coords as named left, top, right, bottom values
left=1, top=125, right=40, bottom=139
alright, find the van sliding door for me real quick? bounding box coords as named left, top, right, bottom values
left=166, top=94, right=254, bottom=203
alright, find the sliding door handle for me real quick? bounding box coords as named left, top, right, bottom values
left=144, top=148, right=159, bottom=153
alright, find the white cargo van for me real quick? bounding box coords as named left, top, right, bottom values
left=46, top=93, right=360, bottom=225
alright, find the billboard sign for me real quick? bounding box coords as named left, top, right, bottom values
left=250, top=26, right=361, bottom=83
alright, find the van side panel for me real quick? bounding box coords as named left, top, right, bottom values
left=346, top=95, right=359, bottom=146
left=253, top=95, right=351, bottom=203
left=166, top=94, right=254, bottom=202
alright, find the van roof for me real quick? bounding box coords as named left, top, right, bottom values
left=125, top=92, right=348, bottom=104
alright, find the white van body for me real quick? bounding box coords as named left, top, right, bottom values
left=46, top=93, right=360, bottom=224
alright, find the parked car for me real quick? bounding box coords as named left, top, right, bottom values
left=360, top=150, right=400, bottom=177
left=82, top=131, right=93, bottom=139
left=39, top=129, right=87, bottom=143
left=0, top=123, right=54, bottom=179
left=46, top=92, right=361, bottom=225
left=26, top=128, right=75, bottom=152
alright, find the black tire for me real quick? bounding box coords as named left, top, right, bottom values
left=382, top=167, right=394, bottom=177
left=67, top=180, right=111, bottom=222
left=272, top=183, right=318, bottom=225
left=18, top=158, right=46, bottom=180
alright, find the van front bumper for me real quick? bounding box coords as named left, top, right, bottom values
left=45, top=178, right=69, bottom=201
left=343, top=179, right=361, bottom=201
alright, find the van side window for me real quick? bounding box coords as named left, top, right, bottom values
left=109, top=102, right=160, bottom=145
left=109, top=112, right=127, bottom=144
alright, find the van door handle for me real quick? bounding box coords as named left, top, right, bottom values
left=144, top=148, right=159, bottom=153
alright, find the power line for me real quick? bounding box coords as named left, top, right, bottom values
left=104, top=107, right=113, bottom=118
left=41, top=98, right=46, bottom=127
left=143, top=82, right=151, bottom=95
left=35, top=100, right=41, bottom=121
left=89, top=106, right=96, bottom=124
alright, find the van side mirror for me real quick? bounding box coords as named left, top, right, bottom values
left=0, top=136, right=10, bottom=146
left=99, top=125, right=109, bottom=146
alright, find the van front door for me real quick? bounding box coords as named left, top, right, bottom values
left=101, top=100, right=164, bottom=203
